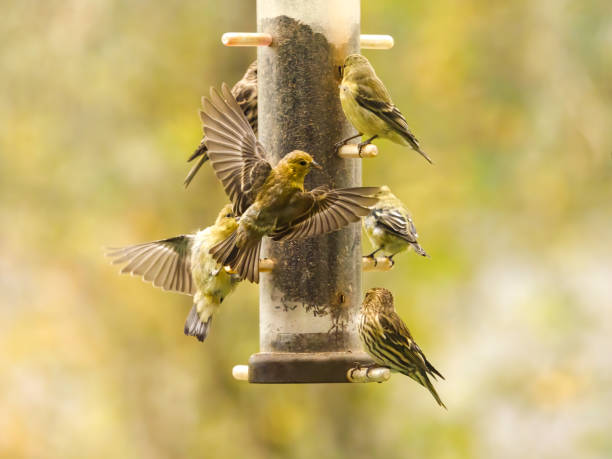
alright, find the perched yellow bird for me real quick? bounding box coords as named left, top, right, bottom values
left=359, top=288, right=445, bottom=408
left=184, top=60, right=258, bottom=187
left=363, top=185, right=427, bottom=264
left=106, top=204, right=240, bottom=342
left=338, top=54, right=432, bottom=163
left=201, top=84, right=380, bottom=283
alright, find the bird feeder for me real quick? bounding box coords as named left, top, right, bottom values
left=226, top=0, right=393, bottom=383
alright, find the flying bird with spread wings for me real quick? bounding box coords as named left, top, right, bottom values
left=338, top=54, right=432, bottom=163
left=106, top=204, right=241, bottom=342
left=184, top=60, right=258, bottom=187
left=201, top=83, right=380, bottom=283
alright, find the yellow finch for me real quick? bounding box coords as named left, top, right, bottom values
left=184, top=60, right=258, bottom=187
left=359, top=288, right=445, bottom=408
left=363, top=185, right=427, bottom=264
left=201, top=84, right=380, bottom=283
left=106, top=204, right=240, bottom=342
left=338, top=54, right=432, bottom=163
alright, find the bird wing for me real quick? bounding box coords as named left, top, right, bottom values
left=373, top=207, right=418, bottom=243
left=201, top=83, right=271, bottom=215
left=106, top=235, right=195, bottom=295
left=272, top=187, right=380, bottom=241
left=353, top=77, right=426, bottom=157
left=377, top=312, right=432, bottom=373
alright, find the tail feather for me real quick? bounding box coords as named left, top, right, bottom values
left=423, top=374, right=446, bottom=409
left=184, top=304, right=213, bottom=342
left=210, top=231, right=262, bottom=283
left=411, top=369, right=446, bottom=409
left=401, top=132, right=433, bottom=165
left=184, top=144, right=209, bottom=187
left=233, top=240, right=262, bottom=284
left=411, top=242, right=429, bottom=258
left=425, top=359, right=445, bottom=381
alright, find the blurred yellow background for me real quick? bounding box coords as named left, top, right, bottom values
left=1, top=1, right=611, bottom=458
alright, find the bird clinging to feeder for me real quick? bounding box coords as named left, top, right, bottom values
left=337, top=54, right=432, bottom=163
left=363, top=185, right=428, bottom=265
left=359, top=288, right=445, bottom=408
left=107, top=204, right=242, bottom=342
left=201, top=84, right=380, bottom=283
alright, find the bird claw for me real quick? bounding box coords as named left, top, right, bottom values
left=387, top=256, right=395, bottom=267
left=333, top=140, right=347, bottom=152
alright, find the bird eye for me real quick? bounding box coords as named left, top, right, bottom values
left=225, top=213, right=232, bottom=218
left=299, top=160, right=307, bottom=166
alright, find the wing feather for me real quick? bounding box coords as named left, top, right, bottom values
left=272, top=187, right=379, bottom=241
left=201, top=84, right=271, bottom=215
left=106, top=236, right=195, bottom=295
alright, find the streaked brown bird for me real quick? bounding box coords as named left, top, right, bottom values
left=106, top=204, right=241, bottom=342
left=359, top=287, right=446, bottom=408
left=201, top=83, right=380, bottom=283
left=184, top=60, right=258, bottom=187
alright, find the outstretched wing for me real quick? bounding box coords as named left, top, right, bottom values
left=201, top=83, right=271, bottom=215
left=106, top=235, right=195, bottom=295
left=272, top=187, right=380, bottom=241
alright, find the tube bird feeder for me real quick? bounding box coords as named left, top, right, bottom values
left=228, top=0, right=391, bottom=383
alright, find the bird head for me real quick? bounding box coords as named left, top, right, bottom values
left=214, top=204, right=238, bottom=231
left=363, top=287, right=395, bottom=312
left=342, top=54, right=375, bottom=80
left=277, top=150, right=322, bottom=184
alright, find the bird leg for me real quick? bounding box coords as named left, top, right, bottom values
left=334, top=133, right=362, bottom=152
left=357, top=135, right=378, bottom=157
left=365, top=248, right=381, bottom=266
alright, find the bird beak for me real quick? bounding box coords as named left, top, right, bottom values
left=311, top=160, right=323, bottom=170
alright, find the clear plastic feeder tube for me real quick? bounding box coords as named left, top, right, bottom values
left=250, top=0, right=372, bottom=383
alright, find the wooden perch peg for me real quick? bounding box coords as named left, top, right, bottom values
left=337, top=144, right=378, bottom=158
left=224, top=258, right=275, bottom=275
left=362, top=256, right=394, bottom=272
left=359, top=34, right=394, bottom=50
left=221, top=32, right=273, bottom=47
left=232, top=365, right=249, bottom=381
left=221, top=33, right=394, bottom=49
left=347, top=366, right=391, bottom=383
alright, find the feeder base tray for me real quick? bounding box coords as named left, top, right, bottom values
left=247, top=351, right=376, bottom=383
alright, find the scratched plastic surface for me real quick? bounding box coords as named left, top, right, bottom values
left=256, top=0, right=363, bottom=353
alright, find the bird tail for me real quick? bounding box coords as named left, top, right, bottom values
left=411, top=242, right=429, bottom=258
left=425, top=358, right=445, bottom=381
left=183, top=143, right=209, bottom=187
left=401, top=131, right=433, bottom=164
left=413, top=370, right=446, bottom=409
left=209, top=231, right=262, bottom=283
left=184, top=304, right=214, bottom=342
